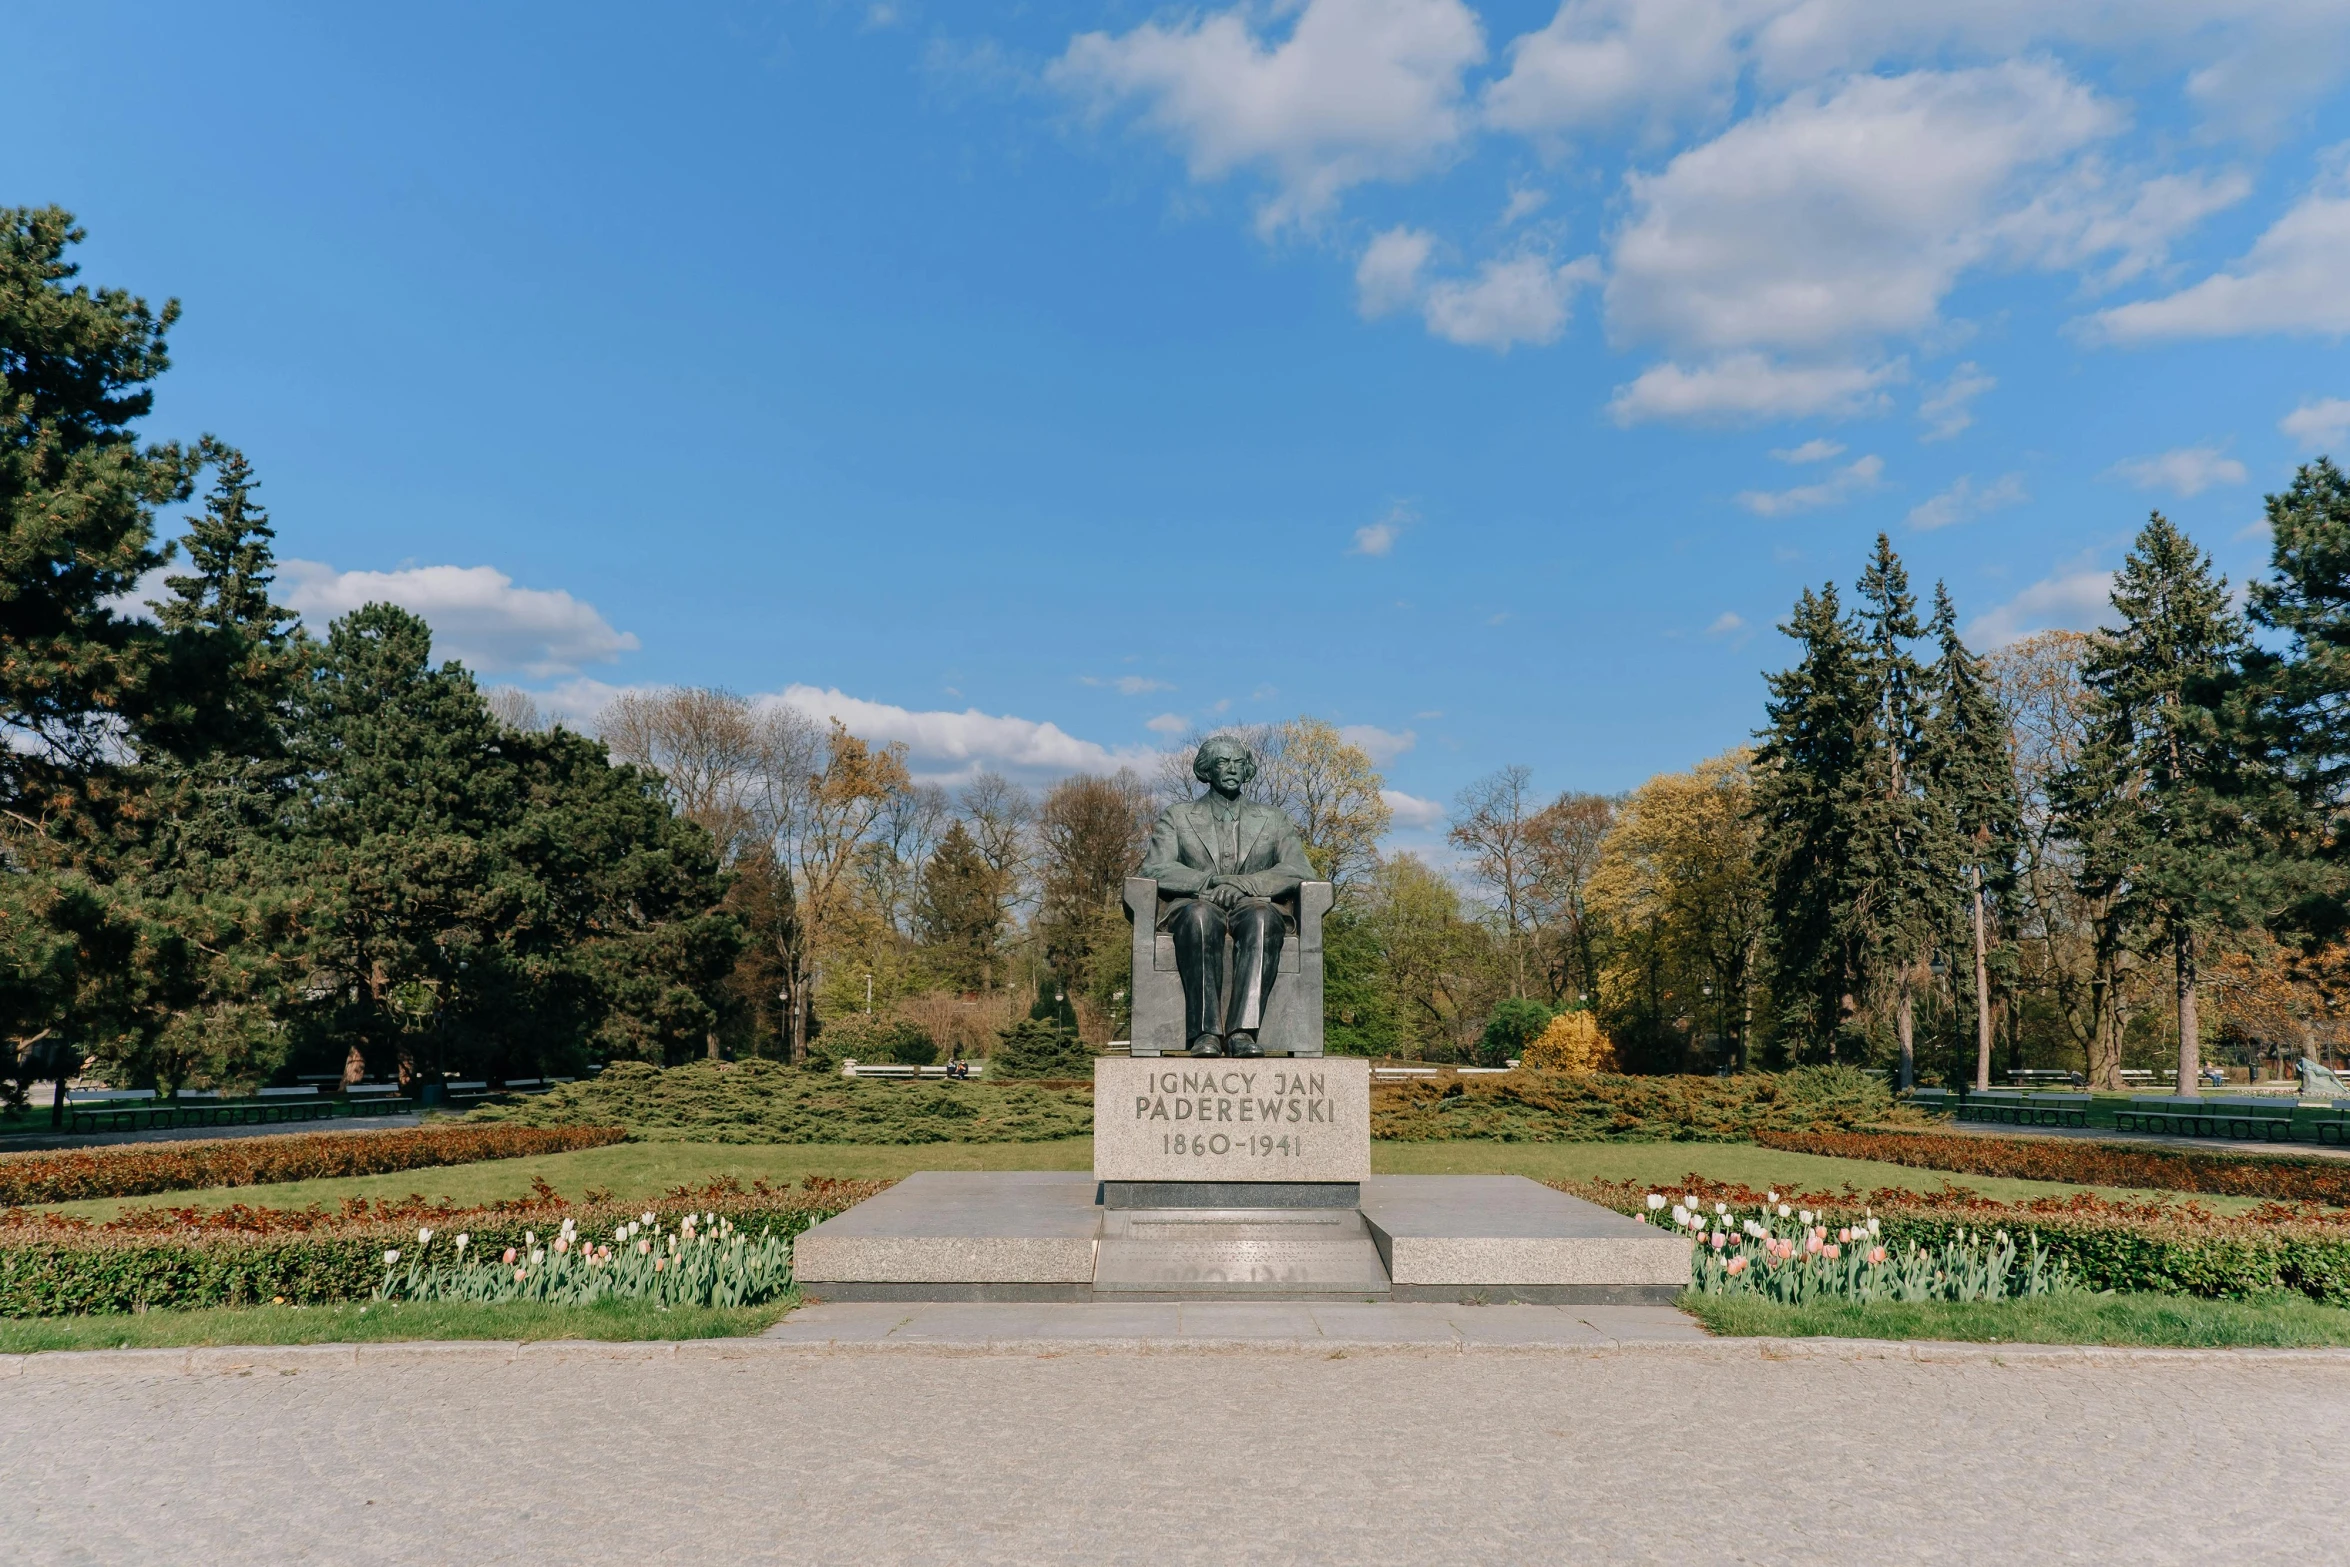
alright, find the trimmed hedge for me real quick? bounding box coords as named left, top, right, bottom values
left=1371, top=1066, right=1898, bottom=1143
left=1560, top=1173, right=2350, bottom=1305
left=0, top=1124, right=627, bottom=1207
left=467, top=1059, right=1094, bottom=1143
left=1757, top=1127, right=2350, bottom=1206
left=0, top=1178, right=886, bottom=1317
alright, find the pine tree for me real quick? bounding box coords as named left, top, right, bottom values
left=2057, top=514, right=2264, bottom=1092
left=2248, top=458, right=2350, bottom=948
left=1755, top=582, right=1869, bottom=1059
left=1919, top=584, right=2022, bottom=1089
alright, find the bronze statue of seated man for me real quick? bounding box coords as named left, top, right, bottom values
left=1137, top=737, right=1315, bottom=1058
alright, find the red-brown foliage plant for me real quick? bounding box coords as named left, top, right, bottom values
left=1754, top=1128, right=2350, bottom=1206
left=0, top=1124, right=628, bottom=1207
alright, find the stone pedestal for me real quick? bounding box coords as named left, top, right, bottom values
left=1092, top=1057, right=1369, bottom=1187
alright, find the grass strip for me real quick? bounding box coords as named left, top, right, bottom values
left=1683, top=1289, right=2350, bottom=1348
left=0, top=1295, right=797, bottom=1353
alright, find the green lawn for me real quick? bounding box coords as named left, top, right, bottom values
left=0, top=1296, right=797, bottom=1353
left=37, top=1134, right=2277, bottom=1223
left=1685, top=1290, right=2350, bottom=1347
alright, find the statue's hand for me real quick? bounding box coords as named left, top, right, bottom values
left=1206, top=882, right=1245, bottom=909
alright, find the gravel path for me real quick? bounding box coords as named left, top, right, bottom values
left=2, top=1334, right=2342, bottom=1565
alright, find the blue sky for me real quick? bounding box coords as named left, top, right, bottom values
left=11, top=1, right=2350, bottom=845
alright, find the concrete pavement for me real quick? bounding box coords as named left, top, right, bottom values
left=1, top=1319, right=2344, bottom=1565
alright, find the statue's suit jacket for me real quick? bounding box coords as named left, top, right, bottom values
left=1138, top=796, right=1316, bottom=930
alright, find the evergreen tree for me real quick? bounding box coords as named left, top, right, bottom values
left=915, top=820, right=1004, bottom=990
left=1919, top=584, right=2022, bottom=1089
left=2248, top=458, right=2350, bottom=945
left=2056, top=514, right=2265, bottom=1091
left=1847, top=537, right=1942, bottom=1087
left=1755, top=582, right=1869, bottom=1060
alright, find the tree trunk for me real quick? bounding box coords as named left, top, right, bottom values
left=1896, top=973, right=1915, bottom=1091
left=1970, top=866, right=1994, bottom=1093
left=2176, top=927, right=2200, bottom=1097
left=2088, top=958, right=2124, bottom=1090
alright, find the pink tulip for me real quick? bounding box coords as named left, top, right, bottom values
left=502, top=1248, right=517, bottom=1266
left=1868, top=1247, right=1888, bottom=1264
left=1824, top=1243, right=1841, bottom=1259
left=1838, top=1228, right=1853, bottom=1243
left=513, top=1268, right=525, bottom=1282
left=1806, top=1235, right=1823, bottom=1255
left=1725, top=1257, right=1748, bottom=1276
left=1711, top=1232, right=1727, bottom=1249
left=654, top=1257, right=665, bottom=1273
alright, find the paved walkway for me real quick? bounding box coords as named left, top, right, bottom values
left=767, top=1299, right=1712, bottom=1348
left=3, top=1319, right=2345, bottom=1565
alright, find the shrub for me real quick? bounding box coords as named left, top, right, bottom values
left=1476, top=998, right=1554, bottom=1067
left=1521, top=1011, right=1616, bottom=1074
left=466, top=1059, right=1092, bottom=1143
left=0, top=1176, right=884, bottom=1316
left=0, top=1124, right=626, bottom=1207
left=808, top=1015, right=937, bottom=1068
left=987, top=1018, right=1093, bottom=1081
left=1563, top=1172, right=2350, bottom=1305
left=1757, top=1128, right=2350, bottom=1206
left=1371, top=1066, right=1895, bottom=1143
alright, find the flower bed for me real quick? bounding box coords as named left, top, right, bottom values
left=0, top=1176, right=886, bottom=1317
left=1558, top=1173, right=2350, bottom=1305
left=379, top=1209, right=795, bottom=1308
left=0, top=1124, right=628, bottom=1207
left=1649, top=1190, right=2071, bottom=1304
left=1371, top=1065, right=1901, bottom=1143
left=1755, top=1127, right=2350, bottom=1206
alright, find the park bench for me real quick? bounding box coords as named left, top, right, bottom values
left=914, top=1064, right=985, bottom=1078
left=2307, top=1103, right=2350, bottom=1145
left=1958, top=1090, right=2088, bottom=1127
left=2114, top=1096, right=2299, bottom=1141
left=841, top=1062, right=919, bottom=1078
left=1907, top=1087, right=1956, bottom=1112
left=1457, top=1066, right=1513, bottom=1075
left=255, top=1086, right=318, bottom=1098
left=2007, top=1069, right=2084, bottom=1089
left=1372, top=1067, right=1440, bottom=1081
left=497, top=1078, right=551, bottom=1093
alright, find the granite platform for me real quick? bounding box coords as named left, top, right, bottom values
left=791, top=1171, right=1692, bottom=1304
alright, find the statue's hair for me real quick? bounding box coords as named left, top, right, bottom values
left=1192, top=735, right=1257, bottom=785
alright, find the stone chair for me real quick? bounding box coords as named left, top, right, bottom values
left=1122, top=876, right=1334, bottom=1057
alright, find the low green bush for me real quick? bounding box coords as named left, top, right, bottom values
left=1372, top=1065, right=1895, bottom=1142
left=1476, top=999, right=1554, bottom=1068
left=987, top=1018, right=1093, bottom=1081
left=468, top=1059, right=1092, bottom=1143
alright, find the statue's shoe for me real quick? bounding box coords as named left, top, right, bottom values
left=1188, top=1035, right=1224, bottom=1057
left=1225, top=1033, right=1262, bottom=1058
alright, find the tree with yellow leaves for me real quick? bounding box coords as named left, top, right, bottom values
left=1522, top=1009, right=1616, bottom=1073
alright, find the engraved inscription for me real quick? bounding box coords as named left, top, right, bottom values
left=1093, top=1057, right=1369, bottom=1183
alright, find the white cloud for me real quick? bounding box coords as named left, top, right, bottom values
left=1484, top=0, right=1758, bottom=144
left=1706, top=611, right=1746, bottom=636
left=1770, top=438, right=1845, bottom=463
left=1356, top=227, right=1435, bottom=317
left=1605, top=65, right=2119, bottom=358
left=1737, top=453, right=1885, bottom=515
left=1907, top=472, right=2028, bottom=531
left=769, top=685, right=1161, bottom=783
left=276, top=560, right=639, bottom=677
left=1381, top=788, right=1447, bottom=829
left=1501, top=184, right=1549, bottom=224
left=2089, top=148, right=2350, bottom=343
left=1050, top=0, right=1487, bottom=231
left=1339, top=724, right=1418, bottom=763
left=2282, top=397, right=2350, bottom=452
left=1918, top=363, right=1996, bottom=441
left=1422, top=253, right=1600, bottom=350
left=1082, top=674, right=1175, bottom=695
left=1352, top=502, right=1416, bottom=557
left=1608, top=354, right=1904, bottom=425
left=2105, top=445, right=2249, bottom=497
left=1965, top=567, right=2116, bottom=648
left=1146, top=712, right=1190, bottom=736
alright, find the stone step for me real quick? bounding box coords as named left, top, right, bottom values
left=1092, top=1207, right=1392, bottom=1295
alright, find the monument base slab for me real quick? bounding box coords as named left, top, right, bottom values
left=791, top=1172, right=1692, bottom=1304
left=1100, top=1180, right=1359, bottom=1209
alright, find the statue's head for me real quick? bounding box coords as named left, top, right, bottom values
left=1193, top=736, right=1256, bottom=793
